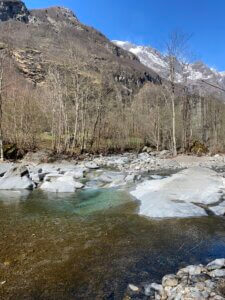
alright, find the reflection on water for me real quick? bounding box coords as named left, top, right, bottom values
left=0, top=189, right=225, bottom=299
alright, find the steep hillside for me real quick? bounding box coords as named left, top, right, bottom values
left=0, top=1, right=161, bottom=95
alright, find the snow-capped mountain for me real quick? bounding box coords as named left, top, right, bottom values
left=113, top=41, right=225, bottom=95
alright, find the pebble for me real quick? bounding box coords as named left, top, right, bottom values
left=124, top=259, right=225, bottom=299
left=209, top=269, right=225, bottom=277
left=128, top=284, right=139, bottom=292
left=162, top=274, right=179, bottom=287
left=207, top=258, right=225, bottom=270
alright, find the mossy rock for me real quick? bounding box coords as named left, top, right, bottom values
left=3, top=144, right=25, bottom=160
left=190, top=141, right=208, bottom=156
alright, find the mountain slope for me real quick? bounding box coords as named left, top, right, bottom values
left=0, top=1, right=161, bottom=98
left=113, top=40, right=225, bottom=96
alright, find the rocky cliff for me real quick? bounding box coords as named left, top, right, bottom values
left=113, top=40, right=225, bottom=98
left=0, top=0, right=29, bottom=22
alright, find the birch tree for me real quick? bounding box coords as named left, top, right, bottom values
left=0, top=50, right=6, bottom=161
left=166, top=30, right=191, bottom=156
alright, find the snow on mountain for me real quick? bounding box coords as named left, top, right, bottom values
left=113, top=41, right=168, bottom=77
left=113, top=40, right=225, bottom=93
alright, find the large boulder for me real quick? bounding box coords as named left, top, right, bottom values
left=40, top=174, right=84, bottom=193
left=64, top=168, right=87, bottom=179
left=130, top=167, right=225, bottom=218
left=0, top=162, right=13, bottom=177
left=98, top=171, right=126, bottom=187
left=0, top=165, right=35, bottom=190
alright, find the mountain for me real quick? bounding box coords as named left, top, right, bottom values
left=0, top=0, right=161, bottom=98
left=113, top=41, right=225, bottom=96
left=0, top=1, right=225, bottom=156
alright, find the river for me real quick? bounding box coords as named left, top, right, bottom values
left=0, top=188, right=225, bottom=299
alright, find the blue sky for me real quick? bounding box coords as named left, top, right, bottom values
left=25, top=0, right=225, bottom=71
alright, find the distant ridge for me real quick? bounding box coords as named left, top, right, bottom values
left=113, top=40, right=225, bottom=96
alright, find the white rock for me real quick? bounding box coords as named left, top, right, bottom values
left=150, top=283, right=163, bottom=293
left=177, top=265, right=203, bottom=276
left=162, top=274, right=179, bottom=287
left=143, top=284, right=152, bottom=296
left=209, top=269, right=225, bottom=277
left=205, top=280, right=215, bottom=289
left=74, top=181, right=84, bottom=189
left=57, top=176, right=84, bottom=189
left=44, top=173, right=62, bottom=182
left=85, top=162, right=99, bottom=169
left=125, top=174, right=136, bottom=183
left=98, top=171, right=126, bottom=187
left=0, top=165, right=35, bottom=190
left=207, top=258, right=225, bottom=270
left=209, top=202, right=225, bottom=216
left=0, top=162, right=13, bottom=176
left=64, top=168, right=87, bottom=179
left=138, top=153, right=150, bottom=160
left=30, top=173, right=40, bottom=183
left=128, top=284, right=139, bottom=292
left=150, top=175, right=163, bottom=180
left=40, top=181, right=76, bottom=193
left=40, top=174, right=84, bottom=193
left=131, top=167, right=224, bottom=218
left=195, top=282, right=206, bottom=291
left=99, top=174, right=115, bottom=183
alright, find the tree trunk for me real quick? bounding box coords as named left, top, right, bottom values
left=0, top=64, right=4, bottom=162
left=171, top=92, right=177, bottom=156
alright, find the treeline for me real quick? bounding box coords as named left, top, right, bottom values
left=1, top=44, right=225, bottom=158
left=1, top=68, right=225, bottom=157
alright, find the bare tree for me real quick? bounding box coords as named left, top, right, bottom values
left=0, top=50, right=6, bottom=161
left=165, top=30, right=191, bottom=156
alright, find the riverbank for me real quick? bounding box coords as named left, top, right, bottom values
left=124, top=259, right=225, bottom=299
left=22, top=150, right=225, bottom=172
left=0, top=151, right=225, bottom=218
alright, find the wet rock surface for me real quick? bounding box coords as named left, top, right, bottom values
left=125, top=259, right=225, bottom=299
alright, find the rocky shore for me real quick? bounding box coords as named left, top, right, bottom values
left=124, top=259, right=225, bottom=300
left=0, top=151, right=224, bottom=218
left=92, top=151, right=225, bottom=173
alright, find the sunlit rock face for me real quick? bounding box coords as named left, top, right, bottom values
left=131, top=167, right=225, bottom=218
left=113, top=40, right=225, bottom=98
left=0, top=0, right=29, bottom=23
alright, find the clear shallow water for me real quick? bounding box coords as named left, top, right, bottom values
left=0, top=189, right=225, bottom=299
